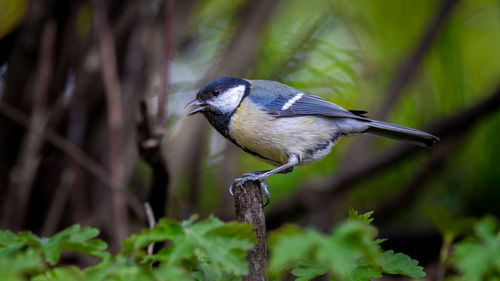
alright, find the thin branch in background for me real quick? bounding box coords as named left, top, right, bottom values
left=138, top=101, right=170, bottom=219
left=374, top=139, right=461, bottom=222
left=42, top=169, right=76, bottom=236
left=32, top=21, right=56, bottom=109
left=93, top=0, right=129, bottom=248
left=155, top=0, right=175, bottom=134
left=267, top=15, right=330, bottom=80
left=111, top=0, right=170, bottom=227
left=0, top=101, right=110, bottom=185
left=136, top=0, right=174, bottom=222
left=2, top=20, right=57, bottom=230
left=339, top=0, right=461, bottom=172
left=64, top=102, right=92, bottom=229
left=209, top=0, right=283, bottom=77
left=144, top=202, right=156, bottom=255
left=0, top=100, right=147, bottom=220
left=375, top=0, right=461, bottom=121
left=121, top=3, right=150, bottom=107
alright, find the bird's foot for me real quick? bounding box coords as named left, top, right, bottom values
left=229, top=172, right=270, bottom=207
left=229, top=171, right=266, bottom=195
left=260, top=180, right=270, bottom=207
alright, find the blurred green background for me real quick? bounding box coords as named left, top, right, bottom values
left=1, top=0, right=500, bottom=276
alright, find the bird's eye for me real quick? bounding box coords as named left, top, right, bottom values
left=212, top=89, right=220, bottom=96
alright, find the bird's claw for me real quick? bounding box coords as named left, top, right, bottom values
left=229, top=173, right=270, bottom=207
left=229, top=182, right=237, bottom=196
left=261, top=180, right=270, bottom=207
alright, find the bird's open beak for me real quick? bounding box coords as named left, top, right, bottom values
left=185, top=99, right=207, bottom=115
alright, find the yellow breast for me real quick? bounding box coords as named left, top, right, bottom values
left=228, top=99, right=336, bottom=165
left=229, top=100, right=286, bottom=165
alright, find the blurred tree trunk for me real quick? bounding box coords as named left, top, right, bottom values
left=0, top=0, right=171, bottom=254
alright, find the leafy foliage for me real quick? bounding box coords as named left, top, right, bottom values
left=424, top=206, right=476, bottom=242
left=424, top=206, right=476, bottom=266
left=423, top=208, right=500, bottom=281
left=0, top=216, right=256, bottom=281
left=9, top=210, right=499, bottom=280
left=379, top=250, right=424, bottom=278
left=267, top=210, right=425, bottom=280
left=0, top=210, right=429, bottom=281
left=0, top=224, right=109, bottom=280
left=121, top=215, right=256, bottom=280
left=348, top=207, right=374, bottom=225
left=447, top=216, right=500, bottom=281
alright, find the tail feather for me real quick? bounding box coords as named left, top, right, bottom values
left=365, top=120, right=439, bottom=148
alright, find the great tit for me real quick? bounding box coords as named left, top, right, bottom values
left=187, top=77, right=439, bottom=205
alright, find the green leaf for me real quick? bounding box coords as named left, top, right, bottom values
left=154, top=235, right=194, bottom=266
left=39, top=225, right=108, bottom=265
left=268, top=229, right=323, bottom=271
left=0, top=0, right=27, bottom=38
left=269, top=219, right=382, bottom=280
left=121, top=218, right=183, bottom=255
left=188, top=219, right=255, bottom=276
left=0, top=230, right=42, bottom=260
left=348, top=207, right=374, bottom=225
left=449, top=217, right=500, bottom=281
left=424, top=206, right=475, bottom=240
left=187, top=216, right=225, bottom=234
left=330, top=221, right=379, bottom=264
left=76, top=2, right=92, bottom=42
left=380, top=250, right=425, bottom=278
left=32, top=266, right=84, bottom=281
left=84, top=255, right=154, bottom=281
left=207, top=221, right=257, bottom=244
left=320, top=222, right=379, bottom=278
left=267, top=224, right=302, bottom=248
left=345, top=264, right=382, bottom=281
left=269, top=211, right=428, bottom=280
left=474, top=216, right=498, bottom=241
left=154, top=265, right=193, bottom=281
left=0, top=230, right=16, bottom=246
left=16, top=231, right=41, bottom=248
left=0, top=248, right=45, bottom=281
left=121, top=216, right=255, bottom=279
left=291, top=262, right=328, bottom=281
left=451, top=241, right=490, bottom=281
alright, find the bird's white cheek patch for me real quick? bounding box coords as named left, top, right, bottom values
left=210, top=85, right=246, bottom=113
left=281, top=93, right=303, bottom=110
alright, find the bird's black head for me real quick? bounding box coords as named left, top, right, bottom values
left=186, top=77, right=251, bottom=116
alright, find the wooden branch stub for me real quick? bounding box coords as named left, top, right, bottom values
left=233, top=181, right=267, bottom=281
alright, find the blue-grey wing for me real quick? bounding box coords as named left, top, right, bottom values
left=248, top=80, right=368, bottom=120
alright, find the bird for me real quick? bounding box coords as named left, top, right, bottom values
left=186, top=77, right=439, bottom=206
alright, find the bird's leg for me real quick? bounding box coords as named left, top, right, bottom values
left=278, top=166, right=294, bottom=174
left=229, top=163, right=295, bottom=195
left=239, top=166, right=293, bottom=178
left=236, top=155, right=300, bottom=182
left=241, top=170, right=267, bottom=177
left=229, top=155, right=300, bottom=205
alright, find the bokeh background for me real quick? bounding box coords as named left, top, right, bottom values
left=1, top=0, right=500, bottom=276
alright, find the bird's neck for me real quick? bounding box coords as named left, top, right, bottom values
left=204, top=111, right=233, bottom=138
